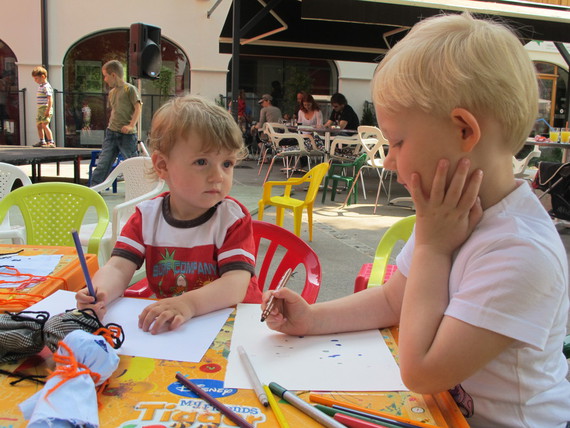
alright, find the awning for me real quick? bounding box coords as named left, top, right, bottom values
left=219, top=0, right=570, bottom=63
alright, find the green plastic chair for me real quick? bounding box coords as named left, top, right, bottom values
left=0, top=182, right=109, bottom=255
left=354, top=215, right=416, bottom=292
left=321, top=153, right=368, bottom=205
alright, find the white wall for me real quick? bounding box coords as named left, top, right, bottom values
left=3, top=2, right=569, bottom=146
left=4, top=0, right=235, bottom=146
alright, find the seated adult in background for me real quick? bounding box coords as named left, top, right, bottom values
left=251, top=94, right=282, bottom=135
left=297, top=93, right=325, bottom=151
left=251, top=94, right=282, bottom=151
left=324, top=92, right=359, bottom=131
left=297, top=93, right=323, bottom=128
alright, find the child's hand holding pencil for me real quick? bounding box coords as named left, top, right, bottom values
left=260, top=286, right=313, bottom=336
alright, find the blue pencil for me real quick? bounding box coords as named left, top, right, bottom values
left=71, top=229, right=97, bottom=302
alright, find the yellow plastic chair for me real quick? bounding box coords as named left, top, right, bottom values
left=258, top=162, right=329, bottom=241
left=0, top=182, right=109, bottom=255
left=354, top=215, right=416, bottom=292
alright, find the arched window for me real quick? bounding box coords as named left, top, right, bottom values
left=0, top=40, right=20, bottom=145
left=63, top=30, right=190, bottom=146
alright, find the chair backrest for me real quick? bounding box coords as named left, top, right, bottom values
left=90, top=157, right=164, bottom=239
left=303, top=162, right=330, bottom=204
left=357, top=125, right=389, bottom=162
left=252, top=220, right=321, bottom=303
left=0, top=182, right=109, bottom=255
left=368, top=215, right=416, bottom=287
left=0, top=162, right=32, bottom=199
left=513, top=144, right=541, bottom=177
left=263, top=122, right=305, bottom=147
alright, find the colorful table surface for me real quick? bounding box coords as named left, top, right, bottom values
left=0, top=244, right=98, bottom=313
left=1, top=310, right=469, bottom=427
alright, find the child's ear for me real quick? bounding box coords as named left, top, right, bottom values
left=152, top=151, right=168, bottom=178
left=450, top=108, right=481, bottom=153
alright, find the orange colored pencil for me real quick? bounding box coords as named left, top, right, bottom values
left=309, top=394, right=441, bottom=428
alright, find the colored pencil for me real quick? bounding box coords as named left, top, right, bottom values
left=175, top=372, right=253, bottom=428
left=261, top=268, right=292, bottom=322
left=71, top=229, right=96, bottom=302
left=335, top=412, right=387, bottom=428
left=269, top=382, right=345, bottom=428
left=315, top=404, right=401, bottom=428
left=333, top=404, right=423, bottom=428
left=309, top=394, right=440, bottom=428
left=237, top=345, right=269, bottom=407
left=264, top=384, right=290, bottom=428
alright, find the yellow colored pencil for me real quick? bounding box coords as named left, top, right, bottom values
left=263, top=384, right=290, bottom=428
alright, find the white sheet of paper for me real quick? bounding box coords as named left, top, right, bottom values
left=224, top=304, right=407, bottom=392
left=0, top=254, right=63, bottom=288
left=27, top=289, right=233, bottom=363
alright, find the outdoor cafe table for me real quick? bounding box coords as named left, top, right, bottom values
left=0, top=308, right=469, bottom=427
left=0, top=146, right=94, bottom=183
left=288, top=125, right=358, bottom=159
left=0, top=244, right=98, bottom=313
left=525, top=138, right=570, bottom=163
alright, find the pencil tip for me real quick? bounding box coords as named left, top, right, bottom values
left=263, top=402, right=269, bottom=407
left=260, top=317, right=265, bottom=322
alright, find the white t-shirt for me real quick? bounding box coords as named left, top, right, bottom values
left=297, top=109, right=323, bottom=129
left=397, top=181, right=570, bottom=428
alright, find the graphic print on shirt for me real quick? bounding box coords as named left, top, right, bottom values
left=152, top=248, right=218, bottom=297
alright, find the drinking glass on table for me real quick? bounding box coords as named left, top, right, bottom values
left=550, top=127, right=561, bottom=143
left=561, top=128, right=570, bottom=144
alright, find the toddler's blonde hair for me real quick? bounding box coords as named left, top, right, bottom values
left=373, top=13, right=538, bottom=153
left=148, top=95, right=246, bottom=159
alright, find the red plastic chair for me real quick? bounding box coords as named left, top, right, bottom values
left=124, top=220, right=322, bottom=303
left=252, top=219, right=321, bottom=303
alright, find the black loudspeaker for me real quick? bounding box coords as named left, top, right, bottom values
left=129, top=23, right=162, bottom=79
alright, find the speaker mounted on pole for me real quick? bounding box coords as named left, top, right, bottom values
left=129, top=23, right=162, bottom=79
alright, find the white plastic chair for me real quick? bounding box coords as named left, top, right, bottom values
left=341, top=126, right=392, bottom=213
left=513, top=144, right=541, bottom=180
left=0, top=163, right=32, bottom=244
left=260, top=123, right=315, bottom=183
left=79, top=157, right=165, bottom=265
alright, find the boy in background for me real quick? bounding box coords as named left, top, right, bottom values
left=77, top=95, right=262, bottom=334
left=262, top=13, right=570, bottom=427
left=90, top=60, right=141, bottom=186
left=32, top=66, right=54, bottom=148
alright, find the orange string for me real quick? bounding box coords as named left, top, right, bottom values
left=0, top=266, right=69, bottom=291
left=93, top=325, right=122, bottom=349
left=45, top=341, right=101, bottom=400
left=0, top=290, right=46, bottom=307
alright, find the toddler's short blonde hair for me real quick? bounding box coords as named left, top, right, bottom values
left=148, top=95, right=246, bottom=158
left=373, top=13, right=538, bottom=153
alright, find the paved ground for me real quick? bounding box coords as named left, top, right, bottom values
left=11, top=158, right=570, bottom=377
left=13, top=158, right=570, bottom=304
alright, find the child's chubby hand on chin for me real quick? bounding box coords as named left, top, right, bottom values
left=410, top=157, right=483, bottom=256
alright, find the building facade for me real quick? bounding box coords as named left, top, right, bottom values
left=1, top=0, right=568, bottom=147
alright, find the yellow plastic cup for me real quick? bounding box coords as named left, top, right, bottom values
left=550, top=128, right=561, bottom=143
left=561, top=128, right=570, bottom=144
